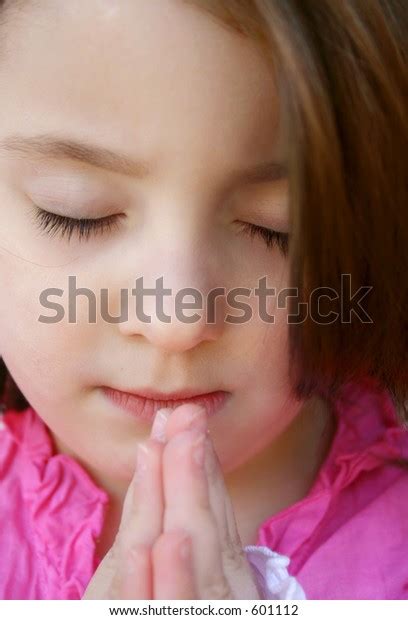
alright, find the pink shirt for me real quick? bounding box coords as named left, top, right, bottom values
left=1, top=378, right=408, bottom=599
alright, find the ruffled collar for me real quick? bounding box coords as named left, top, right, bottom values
left=2, top=406, right=109, bottom=599
left=257, top=377, right=408, bottom=571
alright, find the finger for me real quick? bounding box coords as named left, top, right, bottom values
left=119, top=438, right=164, bottom=540
left=115, top=406, right=173, bottom=598
left=84, top=409, right=170, bottom=601
left=162, top=428, right=234, bottom=599
left=114, top=438, right=164, bottom=599
left=151, top=407, right=173, bottom=443
left=152, top=531, right=197, bottom=600
left=164, top=404, right=243, bottom=561
left=118, top=544, right=153, bottom=600
left=164, top=404, right=259, bottom=599
left=164, top=403, right=208, bottom=439
left=120, top=405, right=172, bottom=539
left=203, top=437, right=260, bottom=599
left=85, top=542, right=153, bottom=600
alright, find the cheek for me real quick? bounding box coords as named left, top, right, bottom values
left=0, top=255, right=41, bottom=360
left=209, top=310, right=295, bottom=472
left=0, top=257, right=97, bottom=407
left=238, top=311, right=291, bottom=405
left=227, top=267, right=291, bottom=378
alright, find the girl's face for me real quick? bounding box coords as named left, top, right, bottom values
left=0, top=0, right=300, bottom=484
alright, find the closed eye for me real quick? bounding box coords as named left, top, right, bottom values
left=31, top=206, right=290, bottom=255
left=237, top=221, right=289, bottom=256
left=32, top=206, right=124, bottom=242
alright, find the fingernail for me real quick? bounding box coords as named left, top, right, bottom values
left=151, top=408, right=172, bottom=442
left=192, top=432, right=206, bottom=468
left=185, top=405, right=207, bottom=433
left=135, top=442, right=149, bottom=481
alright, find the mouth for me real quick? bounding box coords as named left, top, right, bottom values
left=101, top=386, right=231, bottom=422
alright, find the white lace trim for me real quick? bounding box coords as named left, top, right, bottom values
left=244, top=545, right=306, bottom=600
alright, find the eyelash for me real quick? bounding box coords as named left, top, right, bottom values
left=33, top=207, right=122, bottom=242
left=237, top=222, right=289, bottom=256
left=32, top=207, right=289, bottom=254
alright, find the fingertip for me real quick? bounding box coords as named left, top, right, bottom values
left=165, top=403, right=208, bottom=438
left=151, top=407, right=173, bottom=442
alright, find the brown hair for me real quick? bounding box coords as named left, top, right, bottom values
left=0, top=0, right=407, bottom=423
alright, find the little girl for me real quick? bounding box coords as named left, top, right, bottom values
left=0, top=0, right=407, bottom=601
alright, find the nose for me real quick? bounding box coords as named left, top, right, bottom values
left=118, top=275, right=226, bottom=354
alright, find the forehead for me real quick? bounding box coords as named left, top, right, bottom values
left=0, top=0, right=282, bottom=177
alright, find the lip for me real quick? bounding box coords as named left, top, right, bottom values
left=101, top=386, right=231, bottom=423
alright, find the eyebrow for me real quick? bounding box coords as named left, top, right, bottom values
left=0, top=133, right=287, bottom=184
left=0, top=134, right=151, bottom=178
